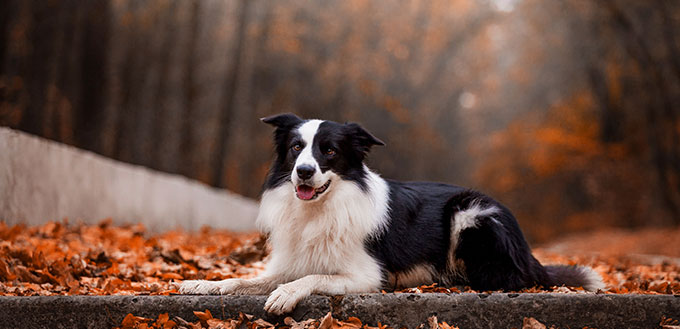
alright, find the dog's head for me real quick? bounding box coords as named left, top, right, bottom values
left=261, top=113, right=384, bottom=201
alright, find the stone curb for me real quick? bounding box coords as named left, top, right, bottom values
left=0, top=293, right=678, bottom=329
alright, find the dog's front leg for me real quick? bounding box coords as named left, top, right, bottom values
left=264, top=274, right=377, bottom=315
left=179, top=275, right=284, bottom=295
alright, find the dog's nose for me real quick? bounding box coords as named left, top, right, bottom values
left=296, top=165, right=315, bottom=180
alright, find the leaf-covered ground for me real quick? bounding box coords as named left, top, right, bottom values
left=0, top=220, right=679, bottom=328
left=114, top=309, right=458, bottom=329
left=0, top=220, right=267, bottom=296
left=111, top=311, right=680, bottom=329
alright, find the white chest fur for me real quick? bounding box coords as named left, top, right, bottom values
left=256, top=169, right=389, bottom=281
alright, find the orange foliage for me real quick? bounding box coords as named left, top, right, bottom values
left=0, top=220, right=264, bottom=296
left=115, top=310, right=459, bottom=329
left=485, top=91, right=610, bottom=179
left=474, top=89, right=653, bottom=242
left=2, top=221, right=678, bottom=298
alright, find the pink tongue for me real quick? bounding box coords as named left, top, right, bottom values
left=296, top=185, right=316, bottom=200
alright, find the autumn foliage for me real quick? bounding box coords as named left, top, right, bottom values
left=115, top=310, right=408, bottom=329
left=0, top=220, right=678, bottom=328
left=0, top=219, right=264, bottom=296
left=1, top=219, right=678, bottom=298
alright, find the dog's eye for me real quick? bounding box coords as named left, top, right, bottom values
left=325, top=148, right=336, bottom=156
left=292, top=143, right=302, bottom=152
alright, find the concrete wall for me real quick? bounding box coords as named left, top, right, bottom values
left=0, top=127, right=259, bottom=232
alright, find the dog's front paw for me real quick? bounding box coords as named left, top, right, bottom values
left=179, top=279, right=244, bottom=295
left=215, top=278, right=244, bottom=294
left=264, top=283, right=311, bottom=315
left=179, top=280, right=219, bottom=295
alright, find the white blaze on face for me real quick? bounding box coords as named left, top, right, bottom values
left=293, top=120, right=323, bottom=185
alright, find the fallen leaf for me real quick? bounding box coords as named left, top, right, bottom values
left=522, top=317, right=547, bottom=329
left=194, top=309, right=213, bottom=327
left=120, top=313, right=151, bottom=329
left=319, top=312, right=334, bottom=329
left=160, top=273, right=183, bottom=280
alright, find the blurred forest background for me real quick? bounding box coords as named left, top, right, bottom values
left=1, top=0, right=680, bottom=243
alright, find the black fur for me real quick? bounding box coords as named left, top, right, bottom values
left=451, top=191, right=551, bottom=290
left=365, top=181, right=463, bottom=275
left=261, top=113, right=305, bottom=189
left=262, top=114, right=383, bottom=191
left=364, top=185, right=552, bottom=290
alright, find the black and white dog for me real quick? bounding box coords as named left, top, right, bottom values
left=180, top=113, right=603, bottom=314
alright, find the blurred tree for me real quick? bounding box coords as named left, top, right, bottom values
left=474, top=0, right=680, bottom=239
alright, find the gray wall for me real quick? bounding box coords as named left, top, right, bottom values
left=0, top=127, right=258, bottom=231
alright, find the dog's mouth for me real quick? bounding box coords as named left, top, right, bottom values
left=295, top=180, right=331, bottom=201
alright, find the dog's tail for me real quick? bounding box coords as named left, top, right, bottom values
left=544, top=265, right=605, bottom=291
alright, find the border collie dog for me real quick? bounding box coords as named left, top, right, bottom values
left=180, top=113, right=604, bottom=314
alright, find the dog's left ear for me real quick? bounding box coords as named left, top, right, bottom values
left=345, top=123, right=385, bottom=156
left=261, top=113, right=303, bottom=129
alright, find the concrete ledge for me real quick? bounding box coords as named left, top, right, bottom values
left=0, top=127, right=258, bottom=232
left=0, top=293, right=678, bottom=329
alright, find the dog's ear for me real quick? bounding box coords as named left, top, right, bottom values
left=261, top=113, right=303, bottom=129
left=345, top=122, right=385, bottom=156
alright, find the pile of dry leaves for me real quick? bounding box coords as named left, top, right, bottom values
left=115, top=310, right=415, bottom=329
left=115, top=310, right=679, bottom=329
left=1, top=220, right=679, bottom=296
left=0, top=220, right=679, bottom=328
left=115, top=309, right=485, bottom=329
left=0, top=219, right=265, bottom=296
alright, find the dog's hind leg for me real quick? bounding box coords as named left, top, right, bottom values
left=446, top=191, right=550, bottom=291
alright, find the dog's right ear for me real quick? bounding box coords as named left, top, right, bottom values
left=261, top=113, right=303, bottom=129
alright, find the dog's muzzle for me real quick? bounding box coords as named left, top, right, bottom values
left=295, top=180, right=331, bottom=200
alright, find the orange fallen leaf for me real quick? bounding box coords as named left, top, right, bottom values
left=160, top=273, right=183, bottom=280
left=522, top=317, right=547, bottom=329
left=194, top=309, right=213, bottom=327
left=157, top=312, right=169, bottom=325
left=120, top=313, right=151, bottom=329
